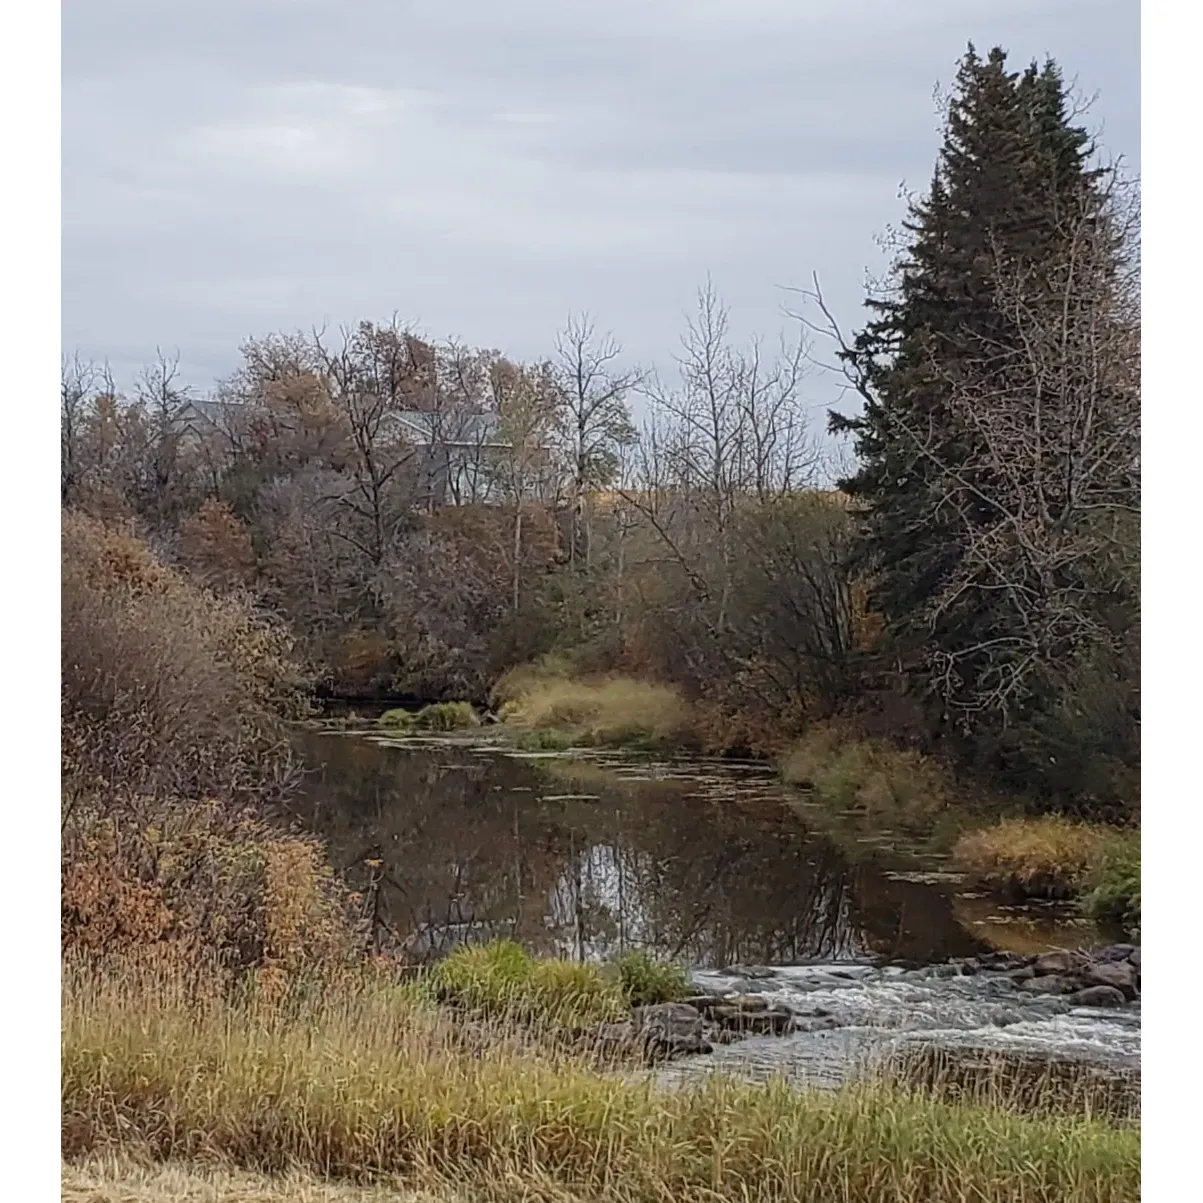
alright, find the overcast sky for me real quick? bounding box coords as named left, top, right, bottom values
left=62, top=0, right=1139, bottom=425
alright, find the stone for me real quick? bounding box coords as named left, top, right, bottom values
left=1033, top=949, right=1088, bottom=976
left=1092, top=943, right=1136, bottom=963
left=1069, top=985, right=1127, bottom=1008
left=977, top=951, right=1034, bottom=971
left=632, top=1002, right=703, bottom=1035
left=1129, top=947, right=1141, bottom=970
left=728, top=994, right=770, bottom=1013
left=1019, top=974, right=1080, bottom=996
left=632, top=1002, right=711, bottom=1060
left=1084, top=960, right=1138, bottom=999
left=1008, top=965, right=1037, bottom=983
left=682, top=995, right=728, bottom=1012
left=590, top=1022, right=637, bottom=1057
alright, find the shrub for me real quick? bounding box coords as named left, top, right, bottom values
left=61, top=512, right=307, bottom=804
left=615, top=949, right=689, bottom=1007
left=1081, top=836, right=1141, bottom=940
left=781, top=726, right=953, bottom=820
left=61, top=794, right=361, bottom=976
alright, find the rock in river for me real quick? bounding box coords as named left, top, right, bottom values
left=632, top=1002, right=712, bottom=1060
left=1070, top=985, right=1128, bottom=1008
left=1084, top=960, right=1139, bottom=1000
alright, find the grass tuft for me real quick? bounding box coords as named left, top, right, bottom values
left=615, top=949, right=690, bottom=1007
left=498, top=673, right=694, bottom=752
left=780, top=726, right=953, bottom=821
left=379, top=703, right=480, bottom=733
left=432, top=940, right=626, bottom=1025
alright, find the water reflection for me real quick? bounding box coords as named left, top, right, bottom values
left=289, top=733, right=990, bottom=968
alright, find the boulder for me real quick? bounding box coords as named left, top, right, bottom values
left=1092, top=943, right=1136, bottom=963
left=1033, top=949, right=1088, bottom=976
left=1084, top=960, right=1138, bottom=1000
left=681, top=994, right=729, bottom=1012
left=1008, top=965, right=1037, bottom=983
left=632, top=1002, right=712, bottom=1060
left=1019, top=974, right=1080, bottom=996
left=1129, top=947, right=1141, bottom=970
left=1069, top=985, right=1127, bottom=1008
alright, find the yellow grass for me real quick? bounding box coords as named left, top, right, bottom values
left=780, top=726, right=955, bottom=821
left=952, top=817, right=1110, bottom=899
left=497, top=672, right=694, bottom=751
left=62, top=960, right=1139, bottom=1203
left=62, top=1156, right=457, bottom=1202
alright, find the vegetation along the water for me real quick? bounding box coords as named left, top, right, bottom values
left=61, top=42, right=1139, bottom=1203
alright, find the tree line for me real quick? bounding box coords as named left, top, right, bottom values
left=61, top=46, right=1139, bottom=817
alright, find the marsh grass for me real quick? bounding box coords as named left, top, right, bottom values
left=780, top=727, right=954, bottom=823
left=63, top=959, right=1139, bottom=1203
left=953, top=817, right=1140, bottom=931
left=379, top=703, right=480, bottom=733
left=497, top=673, right=695, bottom=753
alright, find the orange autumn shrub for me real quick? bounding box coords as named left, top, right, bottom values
left=61, top=794, right=362, bottom=974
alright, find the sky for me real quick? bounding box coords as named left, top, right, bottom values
left=62, top=0, right=1139, bottom=426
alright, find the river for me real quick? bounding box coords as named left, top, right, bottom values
left=289, top=728, right=1140, bottom=1094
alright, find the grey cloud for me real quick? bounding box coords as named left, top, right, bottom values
left=63, top=0, right=1139, bottom=412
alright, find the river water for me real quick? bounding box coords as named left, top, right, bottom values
left=289, top=729, right=1140, bottom=1091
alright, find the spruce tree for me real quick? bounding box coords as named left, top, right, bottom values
left=831, top=45, right=1103, bottom=738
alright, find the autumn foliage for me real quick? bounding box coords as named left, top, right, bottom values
left=61, top=513, right=360, bottom=974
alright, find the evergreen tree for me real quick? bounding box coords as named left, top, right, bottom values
left=830, top=45, right=1109, bottom=739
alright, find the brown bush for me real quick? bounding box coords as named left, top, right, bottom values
left=62, top=511, right=307, bottom=803
left=61, top=794, right=361, bottom=974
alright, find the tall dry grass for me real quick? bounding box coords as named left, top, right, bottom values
left=780, top=726, right=956, bottom=822
left=495, top=669, right=695, bottom=752
left=952, top=818, right=1130, bottom=899
left=63, top=961, right=1139, bottom=1203
left=62, top=1156, right=457, bottom=1203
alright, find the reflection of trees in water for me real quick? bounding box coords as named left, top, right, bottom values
left=291, top=734, right=985, bottom=966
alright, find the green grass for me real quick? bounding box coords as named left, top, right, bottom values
left=615, top=949, right=690, bottom=1007
left=379, top=703, right=480, bottom=733
left=433, top=940, right=626, bottom=1025
left=63, top=958, right=1140, bottom=1203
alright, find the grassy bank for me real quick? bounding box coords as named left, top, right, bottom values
left=953, top=818, right=1140, bottom=938
left=63, top=960, right=1138, bottom=1203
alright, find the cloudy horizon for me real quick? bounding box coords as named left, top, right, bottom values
left=62, top=0, right=1139, bottom=426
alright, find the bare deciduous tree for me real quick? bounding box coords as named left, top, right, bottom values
left=554, top=313, right=639, bottom=571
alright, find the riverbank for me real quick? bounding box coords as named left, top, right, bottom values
left=63, top=958, right=1139, bottom=1203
